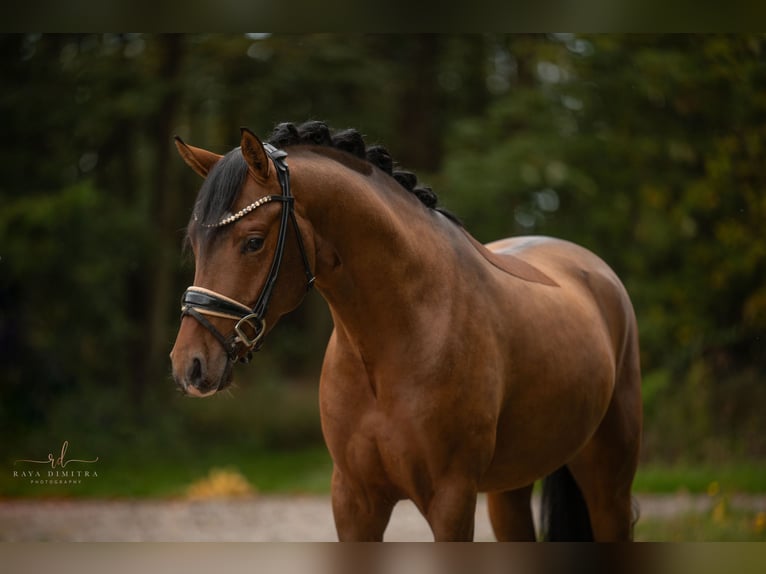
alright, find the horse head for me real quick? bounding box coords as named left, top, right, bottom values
left=170, top=128, right=315, bottom=397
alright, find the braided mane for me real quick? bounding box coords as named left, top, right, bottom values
left=268, top=121, right=460, bottom=225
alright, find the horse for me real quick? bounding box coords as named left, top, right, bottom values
left=169, top=121, right=643, bottom=541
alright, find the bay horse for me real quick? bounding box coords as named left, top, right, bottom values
left=169, top=121, right=642, bottom=541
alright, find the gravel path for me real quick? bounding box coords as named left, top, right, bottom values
left=2, top=494, right=765, bottom=541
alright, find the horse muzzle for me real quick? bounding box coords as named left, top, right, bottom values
left=170, top=348, right=234, bottom=397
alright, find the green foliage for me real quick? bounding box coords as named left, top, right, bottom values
left=634, top=461, right=766, bottom=494
left=176, top=375, right=324, bottom=451
left=0, top=182, right=144, bottom=424
left=636, top=508, right=766, bottom=542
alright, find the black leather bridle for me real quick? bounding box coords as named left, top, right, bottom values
left=180, top=144, right=315, bottom=363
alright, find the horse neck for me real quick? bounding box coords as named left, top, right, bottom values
left=291, top=152, right=476, bottom=355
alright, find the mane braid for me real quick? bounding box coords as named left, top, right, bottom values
left=267, top=121, right=463, bottom=227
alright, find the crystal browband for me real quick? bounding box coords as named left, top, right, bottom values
left=195, top=195, right=275, bottom=228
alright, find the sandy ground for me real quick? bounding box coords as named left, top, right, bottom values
left=2, top=493, right=765, bottom=541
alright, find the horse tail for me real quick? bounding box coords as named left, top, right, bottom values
left=540, top=466, right=594, bottom=541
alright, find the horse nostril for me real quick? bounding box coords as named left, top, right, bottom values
left=188, top=357, right=203, bottom=386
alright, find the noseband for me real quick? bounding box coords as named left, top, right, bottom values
left=180, top=144, right=315, bottom=363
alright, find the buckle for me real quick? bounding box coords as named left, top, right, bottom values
left=234, top=314, right=266, bottom=349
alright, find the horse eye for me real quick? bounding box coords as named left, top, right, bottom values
left=243, top=236, right=264, bottom=253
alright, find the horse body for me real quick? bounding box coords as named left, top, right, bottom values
left=171, top=127, right=642, bottom=541
left=288, top=149, right=640, bottom=540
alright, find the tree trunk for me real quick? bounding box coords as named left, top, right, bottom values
left=135, top=34, right=185, bottom=409
left=396, top=35, right=443, bottom=171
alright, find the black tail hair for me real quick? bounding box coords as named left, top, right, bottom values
left=540, top=466, right=594, bottom=541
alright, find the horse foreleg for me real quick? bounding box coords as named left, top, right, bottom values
left=425, top=480, right=478, bottom=541
left=487, top=484, right=537, bottom=541
left=330, top=466, right=396, bottom=541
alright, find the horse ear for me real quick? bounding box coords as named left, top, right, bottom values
left=174, top=136, right=223, bottom=178
left=240, top=127, right=271, bottom=181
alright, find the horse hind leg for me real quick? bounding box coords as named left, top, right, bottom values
left=487, top=484, right=536, bottom=541
left=564, top=425, right=639, bottom=540
left=565, top=344, right=642, bottom=541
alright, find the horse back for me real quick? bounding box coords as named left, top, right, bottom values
left=485, top=235, right=637, bottom=344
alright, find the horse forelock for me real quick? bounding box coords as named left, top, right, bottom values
left=188, top=148, right=249, bottom=247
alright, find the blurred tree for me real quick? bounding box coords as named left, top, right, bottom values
left=0, top=35, right=196, bottom=423
left=560, top=35, right=766, bottom=390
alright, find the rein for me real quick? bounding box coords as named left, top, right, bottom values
left=180, top=144, right=315, bottom=363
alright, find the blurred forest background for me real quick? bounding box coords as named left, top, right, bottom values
left=1, top=34, right=765, bottom=493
